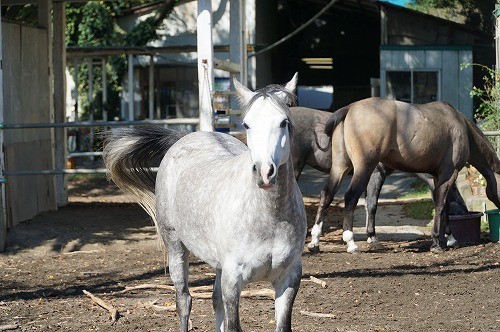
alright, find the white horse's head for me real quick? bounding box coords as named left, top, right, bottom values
left=234, top=73, right=298, bottom=189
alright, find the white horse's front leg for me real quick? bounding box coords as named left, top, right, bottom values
left=212, top=269, right=224, bottom=332
left=221, top=269, right=243, bottom=332
left=343, top=230, right=359, bottom=253
left=273, top=259, right=302, bottom=332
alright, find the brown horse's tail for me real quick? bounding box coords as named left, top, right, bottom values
left=466, top=120, right=500, bottom=173
left=313, top=129, right=331, bottom=152
left=324, top=106, right=350, bottom=137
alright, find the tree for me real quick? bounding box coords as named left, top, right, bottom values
left=64, top=1, right=179, bottom=122
left=409, top=0, right=496, bottom=35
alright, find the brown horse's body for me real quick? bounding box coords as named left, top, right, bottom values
left=308, top=97, right=500, bottom=253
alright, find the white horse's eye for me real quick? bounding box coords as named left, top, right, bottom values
left=279, top=119, right=288, bottom=128
left=242, top=122, right=250, bottom=129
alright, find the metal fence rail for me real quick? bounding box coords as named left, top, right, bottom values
left=0, top=119, right=198, bottom=178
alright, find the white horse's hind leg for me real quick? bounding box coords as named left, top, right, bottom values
left=308, top=168, right=347, bottom=252
left=308, top=222, right=323, bottom=248
left=273, top=259, right=302, bottom=332
left=165, top=231, right=192, bottom=332
left=212, top=269, right=224, bottom=332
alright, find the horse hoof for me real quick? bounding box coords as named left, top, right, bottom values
left=367, top=236, right=379, bottom=245
left=430, top=246, right=445, bottom=254
left=347, top=247, right=360, bottom=254
left=307, top=243, right=320, bottom=253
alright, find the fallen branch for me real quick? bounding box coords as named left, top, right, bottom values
left=116, top=284, right=212, bottom=294
left=309, top=276, right=327, bottom=288
left=63, top=250, right=100, bottom=255
left=83, top=290, right=119, bottom=323
left=300, top=310, right=335, bottom=319
left=140, top=299, right=176, bottom=312
left=241, top=288, right=274, bottom=299
left=116, top=283, right=274, bottom=299
left=0, top=325, right=18, bottom=331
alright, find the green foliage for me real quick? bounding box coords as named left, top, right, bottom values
left=398, top=179, right=432, bottom=199
left=125, top=17, right=160, bottom=46
left=402, top=200, right=435, bottom=220
left=78, top=3, right=116, bottom=46
left=62, top=1, right=173, bottom=121
left=409, top=0, right=495, bottom=34
left=461, top=63, right=500, bottom=131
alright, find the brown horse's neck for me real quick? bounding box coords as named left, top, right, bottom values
left=467, top=121, right=500, bottom=174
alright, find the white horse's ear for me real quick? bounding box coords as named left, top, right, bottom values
left=284, top=72, right=298, bottom=94
left=233, top=76, right=256, bottom=105
left=276, top=72, right=298, bottom=105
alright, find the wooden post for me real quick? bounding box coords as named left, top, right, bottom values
left=380, top=5, right=388, bottom=46
left=53, top=1, right=68, bottom=207
left=197, top=0, right=214, bottom=131
left=0, top=0, right=6, bottom=252
left=496, top=4, right=500, bottom=69
left=149, top=56, right=154, bottom=119
left=128, top=53, right=134, bottom=121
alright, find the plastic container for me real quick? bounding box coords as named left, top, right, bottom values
left=448, top=212, right=483, bottom=245
left=485, top=209, right=500, bottom=243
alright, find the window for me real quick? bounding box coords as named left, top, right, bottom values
left=386, top=70, right=439, bottom=104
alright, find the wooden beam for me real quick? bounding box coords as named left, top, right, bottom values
left=65, top=45, right=255, bottom=58
left=197, top=0, right=214, bottom=131
left=2, top=1, right=121, bottom=5
left=53, top=1, right=68, bottom=207
left=0, top=0, right=7, bottom=252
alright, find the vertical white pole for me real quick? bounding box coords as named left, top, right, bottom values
left=88, top=58, right=94, bottom=149
left=128, top=53, right=134, bottom=121
left=73, top=57, right=79, bottom=122
left=0, top=0, right=7, bottom=251
left=230, top=0, right=247, bottom=86
left=149, top=56, right=154, bottom=119
left=197, top=0, right=214, bottom=131
left=101, top=58, right=108, bottom=121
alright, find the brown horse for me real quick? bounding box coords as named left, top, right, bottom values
left=307, top=97, right=500, bottom=253
left=289, top=106, right=468, bottom=250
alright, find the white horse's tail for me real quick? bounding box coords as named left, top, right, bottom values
left=103, top=127, right=187, bottom=224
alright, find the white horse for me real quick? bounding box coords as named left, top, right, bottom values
left=103, top=74, right=306, bottom=332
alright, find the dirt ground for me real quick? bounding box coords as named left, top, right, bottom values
left=1, top=176, right=499, bottom=332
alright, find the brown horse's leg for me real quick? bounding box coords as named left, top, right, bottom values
left=307, top=167, right=349, bottom=252
left=365, top=164, right=393, bottom=244
left=431, top=170, right=459, bottom=253
left=343, top=165, right=378, bottom=253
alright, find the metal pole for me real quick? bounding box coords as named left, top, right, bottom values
left=73, top=57, right=79, bottom=122
left=88, top=58, right=95, bottom=150
left=128, top=53, right=135, bottom=121
left=1, top=118, right=200, bottom=129
left=102, top=57, right=108, bottom=121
